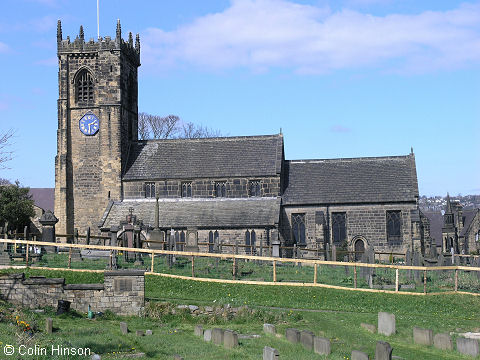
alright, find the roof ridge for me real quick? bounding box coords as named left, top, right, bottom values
left=133, top=133, right=282, bottom=144
left=288, top=154, right=412, bottom=163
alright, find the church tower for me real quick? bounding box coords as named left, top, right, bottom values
left=442, top=193, right=458, bottom=253
left=54, top=20, right=140, bottom=236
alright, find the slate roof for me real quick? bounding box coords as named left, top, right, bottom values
left=123, top=134, right=283, bottom=180
left=282, top=154, right=418, bottom=205
left=460, top=209, right=480, bottom=237
left=100, top=197, right=281, bottom=229
left=424, top=211, right=443, bottom=246
left=28, top=188, right=54, bottom=212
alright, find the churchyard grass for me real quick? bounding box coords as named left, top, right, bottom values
left=0, top=270, right=479, bottom=359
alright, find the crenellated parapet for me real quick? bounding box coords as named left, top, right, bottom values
left=56, top=19, right=140, bottom=66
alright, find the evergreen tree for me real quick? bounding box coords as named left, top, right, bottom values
left=0, top=181, right=35, bottom=233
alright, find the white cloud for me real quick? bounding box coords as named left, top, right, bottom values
left=0, top=42, right=9, bottom=53
left=142, top=0, right=480, bottom=74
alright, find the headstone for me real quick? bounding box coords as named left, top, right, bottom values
left=314, top=336, right=331, bottom=356
left=375, top=341, right=392, bottom=360
left=300, top=330, right=314, bottom=350
left=120, top=322, right=128, bottom=335
left=194, top=325, right=203, bottom=337
left=263, top=346, right=279, bottom=360
left=136, top=330, right=144, bottom=336
left=145, top=330, right=152, bottom=336
left=91, top=355, right=101, bottom=360
left=332, top=245, right=337, bottom=262
left=223, top=330, right=239, bottom=349
left=173, top=355, right=184, bottom=360
left=326, top=243, right=331, bottom=261
left=413, top=327, right=433, bottom=346
left=285, top=328, right=300, bottom=343
left=45, top=318, right=53, bottom=334
left=433, top=333, right=453, bottom=350
left=457, top=337, right=480, bottom=357
left=203, top=329, right=212, bottom=342
left=361, top=323, right=376, bottom=333
left=351, top=350, right=369, bottom=360
left=271, top=240, right=279, bottom=258
left=378, top=312, right=395, bottom=336
left=263, top=323, right=276, bottom=335
left=212, top=328, right=224, bottom=345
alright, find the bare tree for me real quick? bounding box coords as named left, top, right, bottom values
left=138, top=112, right=222, bottom=140
left=0, top=129, right=14, bottom=169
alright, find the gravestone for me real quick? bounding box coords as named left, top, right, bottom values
left=378, top=312, right=395, bottom=336
left=223, top=330, right=239, bottom=349
left=203, top=329, right=212, bottom=342
left=120, top=322, right=128, bottom=335
left=135, top=330, right=144, bottom=336
left=457, top=337, right=480, bottom=357
left=194, top=325, right=203, bottom=337
left=351, top=350, right=369, bottom=360
left=145, top=330, right=152, bottom=336
left=405, top=249, right=412, bottom=279
left=263, top=323, right=276, bottom=335
left=212, top=328, right=224, bottom=345
left=433, top=333, right=453, bottom=350
left=375, top=341, right=392, bottom=360
left=361, top=323, right=376, bottom=333
left=331, top=245, right=337, bottom=262
left=413, top=252, right=421, bottom=281
left=39, top=211, right=58, bottom=253
left=91, top=354, right=101, bottom=360
left=300, top=330, right=314, bottom=350
left=413, top=327, right=433, bottom=346
left=314, top=336, right=331, bottom=356
left=263, top=346, right=279, bottom=360
left=45, top=318, right=53, bottom=334
left=285, top=328, right=300, bottom=343
left=272, top=240, right=280, bottom=257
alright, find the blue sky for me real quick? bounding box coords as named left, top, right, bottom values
left=0, top=0, right=479, bottom=196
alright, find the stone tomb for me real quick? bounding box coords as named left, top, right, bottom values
left=433, top=333, right=453, bottom=350
left=412, top=327, right=433, bottom=346
left=378, top=312, right=395, bottom=336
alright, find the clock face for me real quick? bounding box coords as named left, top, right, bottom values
left=79, top=113, right=100, bottom=136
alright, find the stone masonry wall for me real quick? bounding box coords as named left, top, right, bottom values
left=281, top=203, right=419, bottom=255
left=0, top=270, right=144, bottom=316
left=123, top=176, right=281, bottom=199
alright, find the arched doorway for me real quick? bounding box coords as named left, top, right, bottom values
left=354, top=239, right=365, bottom=261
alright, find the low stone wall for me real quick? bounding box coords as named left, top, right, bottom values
left=0, top=270, right=144, bottom=316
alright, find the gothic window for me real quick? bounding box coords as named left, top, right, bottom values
left=208, top=231, right=214, bottom=253
left=76, top=69, right=94, bottom=104
left=215, top=182, right=226, bottom=197
left=179, top=231, right=185, bottom=251
left=291, top=213, right=306, bottom=246
left=144, top=182, right=155, bottom=198
left=332, top=212, right=346, bottom=244
left=245, top=230, right=251, bottom=254
left=249, top=180, right=261, bottom=197
left=182, top=182, right=192, bottom=197
left=214, top=230, right=219, bottom=250
left=251, top=230, right=256, bottom=255
left=386, top=210, right=402, bottom=242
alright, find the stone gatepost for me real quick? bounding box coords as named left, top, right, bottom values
left=39, top=211, right=58, bottom=253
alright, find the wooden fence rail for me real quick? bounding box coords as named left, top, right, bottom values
left=0, top=238, right=478, bottom=296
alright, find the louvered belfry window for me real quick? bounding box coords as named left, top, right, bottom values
left=76, top=69, right=94, bottom=103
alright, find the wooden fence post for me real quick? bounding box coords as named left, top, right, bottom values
left=395, top=268, right=399, bottom=292
left=455, top=269, right=458, bottom=292
left=68, top=248, right=72, bottom=269
left=233, top=256, right=236, bottom=279
left=314, top=263, right=317, bottom=284
left=151, top=251, right=155, bottom=273
left=25, top=242, right=29, bottom=267
left=191, top=255, right=195, bottom=278
left=273, top=260, right=277, bottom=282
left=423, top=269, right=427, bottom=294
left=354, top=264, right=357, bottom=288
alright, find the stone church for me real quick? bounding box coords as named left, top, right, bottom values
left=54, top=21, right=429, bottom=257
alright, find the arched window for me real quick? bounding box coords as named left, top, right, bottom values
left=76, top=69, right=94, bottom=104
left=245, top=230, right=251, bottom=254
left=251, top=230, right=256, bottom=255
left=179, top=231, right=185, bottom=251
left=208, top=231, right=214, bottom=253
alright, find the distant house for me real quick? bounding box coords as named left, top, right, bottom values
left=28, top=188, right=54, bottom=235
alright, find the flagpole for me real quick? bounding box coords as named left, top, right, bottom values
left=97, top=0, right=100, bottom=39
